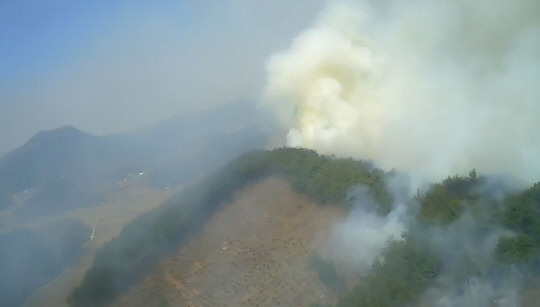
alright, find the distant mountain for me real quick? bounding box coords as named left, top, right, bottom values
left=0, top=126, right=140, bottom=220
left=0, top=100, right=272, bottom=222
left=0, top=125, right=146, bottom=186
left=125, top=100, right=273, bottom=187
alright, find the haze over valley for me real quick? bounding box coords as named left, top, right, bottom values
left=2, top=1, right=540, bottom=307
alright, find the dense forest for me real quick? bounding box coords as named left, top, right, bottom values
left=69, top=147, right=540, bottom=306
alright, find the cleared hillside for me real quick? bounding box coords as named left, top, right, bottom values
left=68, top=148, right=390, bottom=306
left=69, top=148, right=540, bottom=307
left=114, top=177, right=344, bottom=306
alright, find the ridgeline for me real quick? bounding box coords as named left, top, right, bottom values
left=69, top=147, right=540, bottom=307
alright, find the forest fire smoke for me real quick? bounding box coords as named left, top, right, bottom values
left=264, top=0, right=540, bottom=185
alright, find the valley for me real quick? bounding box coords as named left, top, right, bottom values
left=22, top=184, right=178, bottom=307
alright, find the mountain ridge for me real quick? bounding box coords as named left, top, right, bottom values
left=0, top=101, right=271, bottom=221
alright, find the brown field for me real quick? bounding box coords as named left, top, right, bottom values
left=114, top=177, right=345, bottom=307
left=22, top=184, right=178, bottom=307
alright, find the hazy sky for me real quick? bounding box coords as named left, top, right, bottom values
left=0, top=0, right=325, bottom=154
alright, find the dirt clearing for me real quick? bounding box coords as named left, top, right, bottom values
left=115, top=177, right=344, bottom=307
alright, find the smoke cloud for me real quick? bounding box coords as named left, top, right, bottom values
left=321, top=175, right=531, bottom=306
left=323, top=186, right=408, bottom=273
left=321, top=174, right=418, bottom=280
left=418, top=211, right=516, bottom=306
left=264, top=0, right=540, bottom=185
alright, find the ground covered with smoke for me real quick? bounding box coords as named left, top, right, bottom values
left=334, top=170, right=540, bottom=307
left=66, top=148, right=540, bottom=307
left=61, top=1, right=540, bottom=306
left=257, top=2, right=540, bottom=304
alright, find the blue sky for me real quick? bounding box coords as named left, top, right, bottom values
left=1, top=0, right=194, bottom=89
left=0, top=0, right=326, bottom=154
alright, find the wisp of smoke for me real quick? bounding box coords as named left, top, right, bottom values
left=417, top=211, right=524, bottom=307
left=324, top=188, right=407, bottom=273
left=322, top=177, right=417, bottom=276
left=264, top=0, right=540, bottom=186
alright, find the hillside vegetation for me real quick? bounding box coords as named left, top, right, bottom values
left=68, top=148, right=391, bottom=306
left=337, top=174, right=540, bottom=306
left=69, top=147, right=540, bottom=306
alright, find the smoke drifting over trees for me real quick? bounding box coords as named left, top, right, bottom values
left=259, top=2, right=540, bottom=306
left=264, top=0, right=540, bottom=185
left=3, top=1, right=540, bottom=307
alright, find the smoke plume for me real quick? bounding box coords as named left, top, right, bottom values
left=264, top=0, right=540, bottom=185
left=322, top=185, right=408, bottom=273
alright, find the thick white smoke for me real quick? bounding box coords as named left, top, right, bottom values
left=264, top=0, right=540, bottom=185
left=323, top=190, right=408, bottom=273
left=320, top=177, right=417, bottom=277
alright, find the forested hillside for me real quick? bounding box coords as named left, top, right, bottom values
left=69, top=148, right=540, bottom=306
left=68, top=148, right=390, bottom=306
left=337, top=175, right=540, bottom=306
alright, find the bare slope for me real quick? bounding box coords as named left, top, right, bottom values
left=114, top=177, right=344, bottom=307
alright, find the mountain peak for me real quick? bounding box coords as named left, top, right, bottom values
left=25, top=126, right=90, bottom=148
